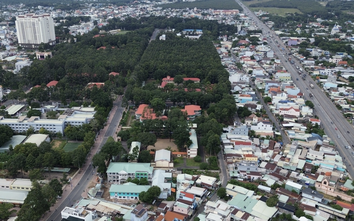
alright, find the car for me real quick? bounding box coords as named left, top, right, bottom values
left=347, top=131, right=350, bottom=134
left=296, top=78, right=299, bottom=81
left=335, top=128, right=337, bottom=130
left=346, top=146, right=349, bottom=149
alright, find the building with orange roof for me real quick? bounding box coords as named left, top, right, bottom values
left=135, top=104, right=168, bottom=122
left=164, top=211, right=187, bottom=221
left=309, top=118, right=321, bottom=126
left=86, top=82, right=105, bottom=89
left=159, top=76, right=200, bottom=88
left=46, top=80, right=58, bottom=88
left=181, top=105, right=201, bottom=120
left=109, top=72, right=119, bottom=76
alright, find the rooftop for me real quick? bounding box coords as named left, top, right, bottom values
left=107, top=162, right=153, bottom=174
left=109, top=183, right=150, bottom=193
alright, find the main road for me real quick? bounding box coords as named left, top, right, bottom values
left=45, top=96, right=125, bottom=221
left=236, top=0, right=354, bottom=178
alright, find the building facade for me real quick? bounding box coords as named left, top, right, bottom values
left=15, top=14, right=56, bottom=48
left=106, top=162, right=153, bottom=183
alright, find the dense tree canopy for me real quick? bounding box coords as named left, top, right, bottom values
left=0, top=125, right=13, bottom=147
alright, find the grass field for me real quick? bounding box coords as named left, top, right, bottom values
left=115, top=31, right=130, bottom=35
left=251, top=7, right=302, bottom=16
left=159, top=0, right=242, bottom=10
left=51, top=139, right=67, bottom=149
left=186, top=158, right=201, bottom=167
left=63, top=142, right=82, bottom=152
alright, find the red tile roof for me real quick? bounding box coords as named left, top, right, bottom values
left=164, top=211, right=187, bottom=221
left=109, top=72, right=120, bottom=76
left=136, top=104, right=149, bottom=115
left=46, top=80, right=58, bottom=87
left=181, top=105, right=201, bottom=116
left=233, top=141, right=252, bottom=145
left=86, top=82, right=105, bottom=89
left=180, top=191, right=194, bottom=199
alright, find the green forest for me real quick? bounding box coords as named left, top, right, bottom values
left=159, top=0, right=242, bottom=10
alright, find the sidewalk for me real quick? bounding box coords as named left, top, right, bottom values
left=42, top=96, right=122, bottom=220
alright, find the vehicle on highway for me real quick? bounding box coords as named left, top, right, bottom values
left=296, top=78, right=299, bottom=81
left=310, top=84, right=314, bottom=89
left=345, top=146, right=350, bottom=149
left=335, top=128, right=337, bottom=130
left=348, top=131, right=350, bottom=134
left=309, top=93, right=313, bottom=98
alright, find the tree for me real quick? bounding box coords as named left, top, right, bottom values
left=137, top=132, right=157, bottom=148
left=72, top=146, right=86, bottom=168
left=266, top=195, right=278, bottom=207
left=173, top=127, right=191, bottom=150
left=194, top=218, right=200, bottom=221
left=29, top=169, right=44, bottom=181
left=150, top=98, right=165, bottom=113
left=92, top=153, right=108, bottom=175
left=139, top=186, right=161, bottom=204
left=139, top=178, right=149, bottom=185
left=200, top=162, right=209, bottom=170
left=174, top=75, right=184, bottom=84
left=206, top=132, right=221, bottom=155
left=49, top=179, right=63, bottom=197
left=305, top=100, right=314, bottom=109
left=138, top=150, right=153, bottom=163
left=0, top=125, right=13, bottom=146
left=217, top=187, right=227, bottom=199
left=101, top=137, right=124, bottom=161
left=0, top=203, right=15, bottom=220
left=194, top=155, right=202, bottom=162
left=263, top=96, right=272, bottom=103
left=26, top=109, right=41, bottom=118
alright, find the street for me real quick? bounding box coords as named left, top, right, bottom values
left=44, top=96, right=125, bottom=221
left=236, top=0, right=354, bottom=178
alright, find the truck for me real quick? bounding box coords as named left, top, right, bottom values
left=310, top=84, right=314, bottom=89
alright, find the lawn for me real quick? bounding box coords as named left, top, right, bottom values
left=63, top=142, right=82, bottom=152
left=51, top=139, right=67, bottom=149
left=251, top=7, right=302, bottom=16
left=186, top=158, right=201, bottom=167
left=115, top=30, right=130, bottom=35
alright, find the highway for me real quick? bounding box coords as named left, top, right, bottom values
left=45, top=97, right=125, bottom=221
left=236, top=0, right=354, bottom=178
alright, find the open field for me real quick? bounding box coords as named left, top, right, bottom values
left=242, top=0, right=270, bottom=7
left=51, top=139, right=67, bottom=149
left=186, top=158, right=201, bottom=167
left=251, top=7, right=302, bottom=16
left=159, top=0, right=242, bottom=10
left=63, top=142, right=82, bottom=152
left=147, top=139, right=178, bottom=151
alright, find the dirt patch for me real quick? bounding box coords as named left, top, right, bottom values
left=51, top=140, right=66, bottom=149
left=148, top=139, right=178, bottom=151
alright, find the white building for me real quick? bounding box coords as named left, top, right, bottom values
left=15, top=14, right=56, bottom=48
left=15, top=60, right=32, bottom=72
left=154, top=149, right=173, bottom=168
left=61, top=207, right=95, bottom=221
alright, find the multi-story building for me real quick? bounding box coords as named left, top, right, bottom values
left=61, top=207, right=96, bottom=221
left=106, top=162, right=153, bottom=183
left=16, top=14, right=56, bottom=48
left=109, top=183, right=150, bottom=200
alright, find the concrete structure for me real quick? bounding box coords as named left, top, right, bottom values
left=106, top=162, right=153, bottom=183
left=15, top=60, right=32, bottom=72
left=16, top=14, right=56, bottom=48
left=24, top=134, right=50, bottom=147
left=195, top=175, right=218, bottom=189
left=61, top=207, right=95, bottom=221
left=154, top=149, right=173, bottom=168
left=187, top=129, right=198, bottom=158
left=109, top=182, right=150, bottom=200
left=10, top=179, right=32, bottom=191
left=302, top=187, right=323, bottom=202
left=151, top=170, right=172, bottom=199
left=285, top=180, right=302, bottom=194
left=0, top=189, right=28, bottom=205
left=131, top=204, right=148, bottom=221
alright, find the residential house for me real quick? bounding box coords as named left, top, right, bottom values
left=46, top=80, right=58, bottom=88
left=279, top=107, right=300, bottom=117
left=275, top=72, right=292, bottom=82
left=285, top=180, right=302, bottom=194
left=302, top=188, right=323, bottom=202
left=250, top=121, right=273, bottom=137
left=245, top=114, right=262, bottom=126
left=134, top=104, right=167, bottom=122
left=173, top=202, right=192, bottom=216
left=224, top=125, right=249, bottom=137
left=106, top=162, right=153, bottom=183
left=309, top=118, right=321, bottom=126
left=164, top=211, right=187, bottom=221
left=131, top=204, right=148, bottom=221
left=196, top=175, right=218, bottom=189
left=61, top=207, right=95, bottom=221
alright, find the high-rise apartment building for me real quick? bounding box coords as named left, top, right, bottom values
left=15, top=14, right=56, bottom=48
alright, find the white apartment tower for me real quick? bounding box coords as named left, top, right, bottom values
left=15, top=14, right=56, bottom=48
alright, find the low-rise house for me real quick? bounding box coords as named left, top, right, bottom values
left=279, top=107, right=300, bottom=117
left=164, top=211, right=187, bottom=221
left=131, top=204, right=148, bottom=221
left=109, top=182, right=150, bottom=200
left=302, top=188, right=323, bottom=202
left=61, top=207, right=96, bottom=221
left=185, top=186, right=207, bottom=198
left=250, top=121, right=273, bottom=137
left=285, top=180, right=302, bottom=194
left=195, top=175, right=218, bottom=189
left=173, top=202, right=192, bottom=216
left=205, top=200, right=232, bottom=220
left=106, top=162, right=153, bottom=183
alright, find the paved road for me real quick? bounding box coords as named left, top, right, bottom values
left=45, top=97, right=125, bottom=221
left=251, top=83, right=290, bottom=145
left=150, top=29, right=161, bottom=42
left=236, top=0, right=354, bottom=178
